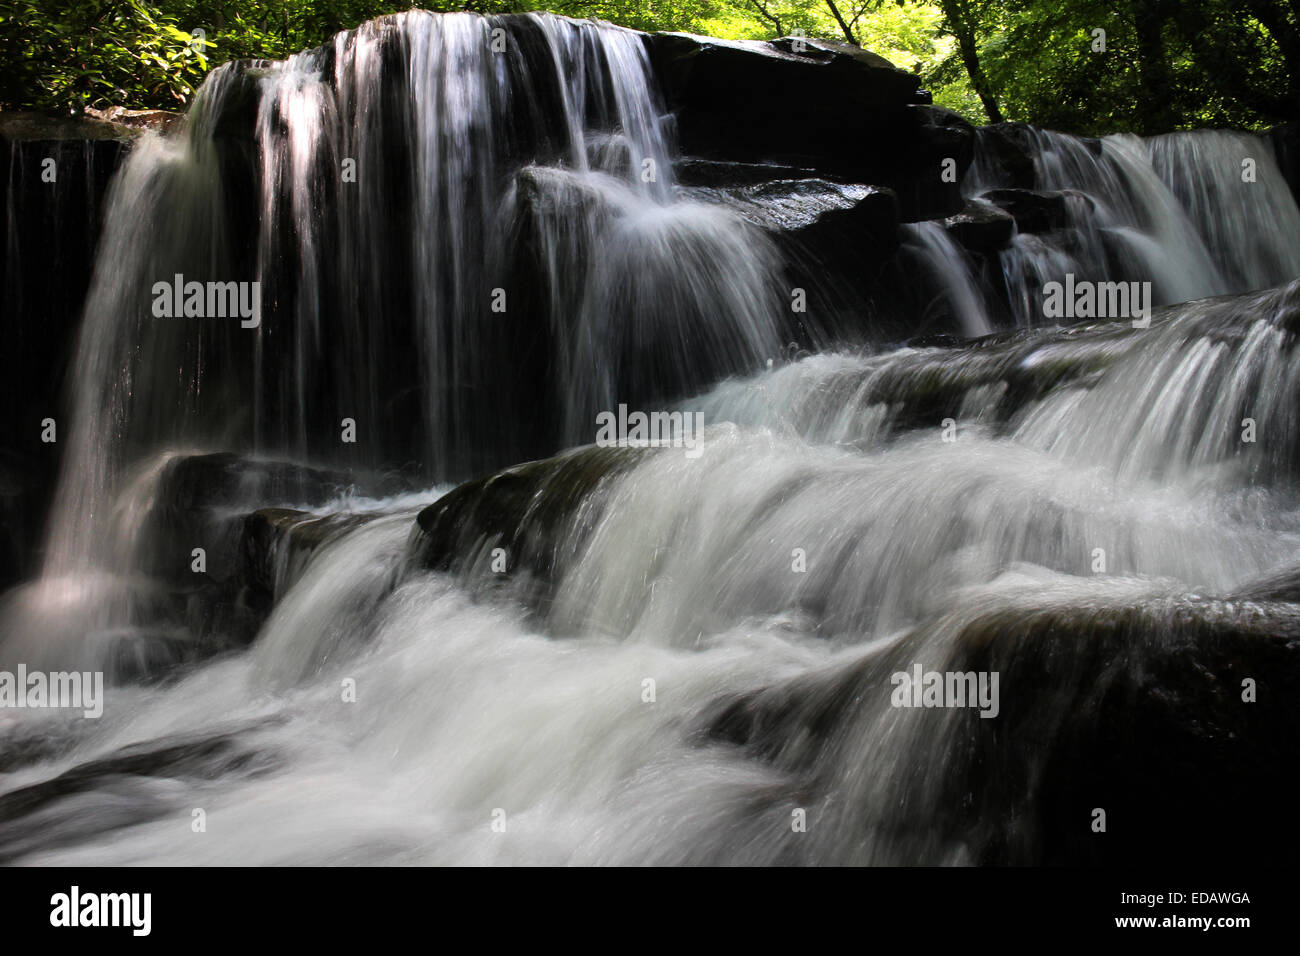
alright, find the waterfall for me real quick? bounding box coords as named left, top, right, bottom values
left=1149, top=130, right=1300, bottom=290
left=962, top=125, right=1300, bottom=327
left=3, top=12, right=1300, bottom=867
left=6, top=12, right=790, bottom=673
left=900, top=221, right=994, bottom=338
left=40, top=12, right=786, bottom=561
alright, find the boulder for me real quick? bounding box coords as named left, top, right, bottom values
left=686, top=178, right=899, bottom=261
left=1, top=455, right=385, bottom=677
left=686, top=176, right=900, bottom=342
left=897, top=104, right=975, bottom=220
left=412, top=444, right=644, bottom=610
left=942, top=197, right=1015, bottom=253
left=983, top=187, right=1070, bottom=234
left=645, top=32, right=972, bottom=220
left=136, top=452, right=359, bottom=584
left=972, top=122, right=1101, bottom=191
left=0, top=112, right=141, bottom=143
left=84, top=107, right=183, bottom=135
left=971, top=122, right=1040, bottom=189
left=240, top=507, right=381, bottom=609
left=673, top=158, right=826, bottom=188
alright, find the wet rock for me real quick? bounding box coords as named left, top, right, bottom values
left=1231, top=557, right=1300, bottom=603
left=983, top=187, right=1070, bottom=234
left=972, top=123, right=1040, bottom=190
left=687, top=178, right=899, bottom=261
left=673, top=158, right=826, bottom=188
left=0, top=112, right=141, bottom=143
left=412, top=445, right=644, bottom=610
left=84, top=107, right=183, bottom=135
left=155, top=452, right=355, bottom=513
left=0, top=725, right=277, bottom=862
left=138, top=452, right=357, bottom=583
left=691, top=177, right=900, bottom=343
left=1267, top=121, right=1300, bottom=209
left=943, top=197, right=1015, bottom=253
left=897, top=104, right=975, bottom=221
left=121, top=454, right=365, bottom=656
left=646, top=32, right=971, bottom=220
left=240, top=507, right=381, bottom=609
left=973, top=123, right=1101, bottom=191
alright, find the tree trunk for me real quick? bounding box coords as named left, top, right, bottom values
left=1242, top=0, right=1300, bottom=113
left=1131, top=0, right=1176, bottom=133
left=940, top=0, right=1003, bottom=123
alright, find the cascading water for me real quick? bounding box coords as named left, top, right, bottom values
left=900, top=221, right=994, bottom=338
left=3, top=11, right=1300, bottom=866
left=39, top=11, right=785, bottom=566
left=1, top=12, right=788, bottom=677
left=960, top=125, right=1300, bottom=327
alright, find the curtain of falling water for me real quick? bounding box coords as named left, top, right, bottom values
left=964, top=126, right=1300, bottom=325
left=26, top=12, right=788, bottom=597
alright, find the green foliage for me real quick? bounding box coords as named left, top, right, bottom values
left=0, top=0, right=210, bottom=112
left=2, top=0, right=1297, bottom=134
left=979, top=0, right=1298, bottom=133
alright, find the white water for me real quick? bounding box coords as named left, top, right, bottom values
left=901, top=221, right=994, bottom=337
left=965, top=126, right=1300, bottom=326
left=8, top=280, right=1300, bottom=863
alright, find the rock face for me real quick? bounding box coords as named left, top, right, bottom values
left=971, top=122, right=1040, bottom=189
left=240, top=507, right=380, bottom=612
left=942, top=197, right=1015, bottom=254
left=136, top=452, right=357, bottom=583
left=647, top=32, right=973, bottom=221
left=636, top=32, right=1029, bottom=342
left=0, top=23, right=984, bottom=564
left=1269, top=121, right=1300, bottom=207
left=982, top=187, right=1071, bottom=234
left=693, top=177, right=903, bottom=340
left=412, top=444, right=644, bottom=613
left=121, top=453, right=365, bottom=663
left=971, top=122, right=1101, bottom=191
left=687, top=178, right=900, bottom=266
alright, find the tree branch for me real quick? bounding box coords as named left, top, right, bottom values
left=824, top=0, right=860, bottom=45
left=748, top=0, right=785, bottom=36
